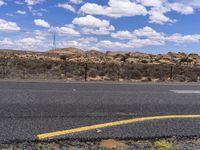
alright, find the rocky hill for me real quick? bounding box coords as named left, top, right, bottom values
left=0, top=48, right=200, bottom=65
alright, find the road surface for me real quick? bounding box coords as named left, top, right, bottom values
left=0, top=81, right=200, bottom=142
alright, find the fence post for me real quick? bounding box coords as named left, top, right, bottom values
left=170, top=65, right=174, bottom=80
left=2, top=66, right=4, bottom=79
left=23, top=68, right=26, bottom=79
left=64, top=61, right=67, bottom=78
left=117, top=69, right=120, bottom=82
left=84, top=63, right=88, bottom=81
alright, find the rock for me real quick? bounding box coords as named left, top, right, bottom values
left=99, top=139, right=128, bottom=149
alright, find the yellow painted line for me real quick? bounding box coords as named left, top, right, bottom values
left=37, top=115, right=200, bottom=140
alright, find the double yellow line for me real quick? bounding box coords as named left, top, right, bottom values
left=37, top=115, right=200, bottom=140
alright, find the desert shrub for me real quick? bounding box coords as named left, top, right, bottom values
left=186, top=72, right=198, bottom=82
left=180, top=57, right=193, bottom=63
left=42, top=62, right=52, bottom=70
left=174, top=75, right=186, bottom=82
left=88, top=69, right=97, bottom=78
left=60, top=55, right=67, bottom=61
left=122, top=70, right=142, bottom=80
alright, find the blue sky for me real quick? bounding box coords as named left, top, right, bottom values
left=0, top=0, right=200, bottom=54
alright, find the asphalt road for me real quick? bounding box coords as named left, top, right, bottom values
left=0, top=81, right=200, bottom=142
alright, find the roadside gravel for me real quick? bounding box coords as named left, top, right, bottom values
left=1, top=137, right=200, bottom=150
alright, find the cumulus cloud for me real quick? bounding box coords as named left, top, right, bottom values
left=79, top=0, right=194, bottom=24
left=0, top=19, right=21, bottom=32
left=16, top=10, right=27, bottom=15
left=58, top=3, right=76, bottom=13
left=167, top=3, right=194, bottom=15
left=146, top=1, right=194, bottom=24
left=97, top=26, right=200, bottom=50
left=133, top=26, right=164, bottom=38
left=148, top=6, right=175, bottom=24
left=34, top=19, right=50, bottom=28
left=136, top=0, right=162, bottom=7
left=81, top=27, right=114, bottom=35
left=0, top=0, right=5, bottom=7
left=28, top=7, right=47, bottom=16
left=111, top=31, right=135, bottom=39
left=57, top=37, right=99, bottom=51
left=97, top=40, right=132, bottom=49
left=167, top=33, right=200, bottom=43
left=73, top=15, right=110, bottom=28
left=0, top=38, right=14, bottom=46
left=50, top=26, right=80, bottom=36
left=175, top=0, right=200, bottom=8
left=73, top=15, right=115, bottom=35
left=25, top=0, right=46, bottom=5
left=69, top=0, right=83, bottom=4
left=80, top=0, right=147, bottom=18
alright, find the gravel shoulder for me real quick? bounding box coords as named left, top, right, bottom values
left=1, top=137, right=200, bottom=150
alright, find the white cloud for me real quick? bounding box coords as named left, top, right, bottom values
left=98, top=26, right=200, bottom=50
left=0, top=19, right=21, bottom=32
left=111, top=26, right=164, bottom=40
left=28, top=7, right=47, bottom=16
left=73, top=15, right=115, bottom=35
left=148, top=6, right=176, bottom=24
left=34, top=19, right=50, bottom=28
left=81, top=27, right=114, bottom=35
left=97, top=40, right=132, bottom=49
left=17, top=37, right=43, bottom=47
left=0, top=38, right=14, bottom=46
left=58, top=3, right=76, bottom=13
left=133, top=26, right=164, bottom=38
left=175, top=0, right=200, bottom=8
left=69, top=0, right=83, bottom=4
left=72, top=15, right=110, bottom=28
left=168, top=3, right=194, bottom=15
left=25, top=0, right=46, bottom=5
left=57, top=37, right=99, bottom=51
left=0, top=0, right=5, bottom=7
left=50, top=26, right=80, bottom=36
left=79, top=0, right=194, bottom=24
left=78, top=37, right=98, bottom=44
left=16, top=10, right=27, bottom=15
left=167, top=33, right=200, bottom=43
left=80, top=0, right=147, bottom=18
left=111, top=31, right=134, bottom=39
left=15, top=1, right=24, bottom=5
left=137, top=0, right=162, bottom=7
left=146, top=1, right=194, bottom=24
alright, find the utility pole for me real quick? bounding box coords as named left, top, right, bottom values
left=170, top=65, right=174, bottom=80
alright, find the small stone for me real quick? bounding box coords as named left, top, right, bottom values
left=96, top=129, right=102, bottom=133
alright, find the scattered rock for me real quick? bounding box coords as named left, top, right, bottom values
left=99, top=139, right=128, bottom=149
left=96, top=129, right=102, bottom=133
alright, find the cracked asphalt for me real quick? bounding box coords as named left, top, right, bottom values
left=0, top=81, right=200, bottom=142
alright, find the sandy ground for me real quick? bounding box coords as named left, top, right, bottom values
left=1, top=137, right=200, bottom=150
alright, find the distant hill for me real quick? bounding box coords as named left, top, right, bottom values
left=0, top=48, right=200, bottom=65
left=48, top=47, right=84, bottom=55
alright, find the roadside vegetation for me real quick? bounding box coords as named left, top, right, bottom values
left=1, top=137, right=200, bottom=149
left=0, top=57, right=200, bottom=82
left=1, top=49, right=200, bottom=82
left=154, top=140, right=173, bottom=150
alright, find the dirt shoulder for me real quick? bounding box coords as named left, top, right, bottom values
left=1, top=137, right=200, bottom=150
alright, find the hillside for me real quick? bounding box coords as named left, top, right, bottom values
left=0, top=48, right=200, bottom=66
left=0, top=48, right=200, bottom=82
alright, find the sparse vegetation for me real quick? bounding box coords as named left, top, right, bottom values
left=0, top=48, right=200, bottom=82
left=154, top=140, right=173, bottom=150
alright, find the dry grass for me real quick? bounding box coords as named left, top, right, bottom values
left=154, top=140, right=173, bottom=150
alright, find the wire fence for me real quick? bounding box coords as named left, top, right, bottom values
left=0, top=59, right=200, bottom=82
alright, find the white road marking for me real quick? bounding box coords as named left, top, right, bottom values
left=171, top=90, right=200, bottom=94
